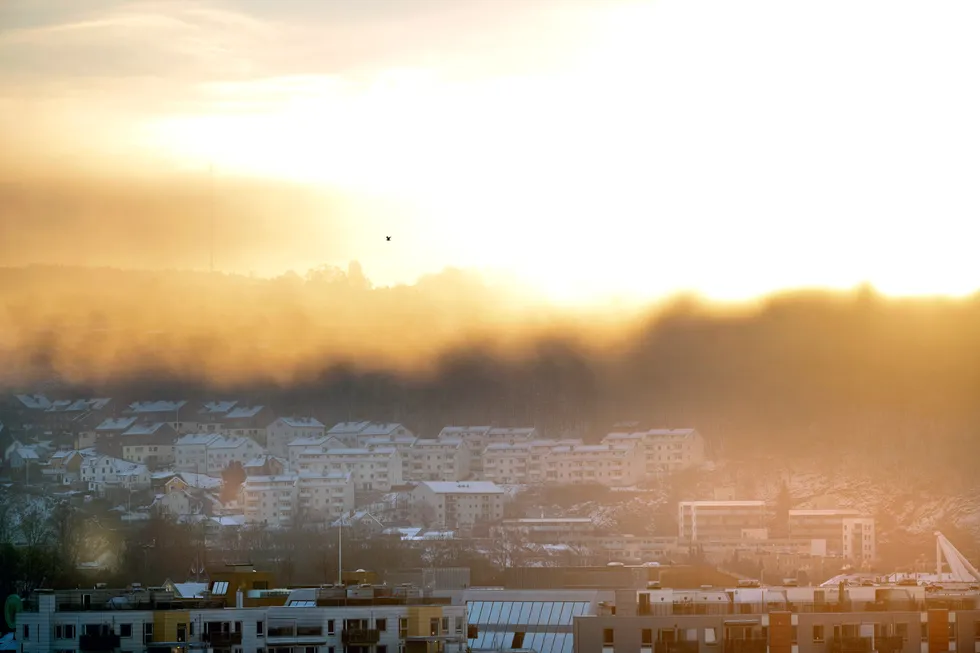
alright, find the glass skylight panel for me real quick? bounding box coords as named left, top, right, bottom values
left=538, top=601, right=557, bottom=625
left=211, top=581, right=229, bottom=594
left=516, top=602, right=534, bottom=625
left=553, top=632, right=574, bottom=653
left=557, top=602, right=574, bottom=624
left=571, top=602, right=590, bottom=617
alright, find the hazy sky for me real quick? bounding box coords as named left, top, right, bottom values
left=2, top=0, right=980, bottom=303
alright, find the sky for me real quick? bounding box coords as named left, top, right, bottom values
left=2, top=0, right=980, bottom=305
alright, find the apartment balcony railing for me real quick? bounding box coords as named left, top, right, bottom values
left=342, top=628, right=381, bottom=645
left=829, top=636, right=873, bottom=653
left=202, top=631, right=242, bottom=647
left=79, top=633, right=121, bottom=651
left=655, top=641, right=700, bottom=653
left=724, top=639, right=768, bottom=653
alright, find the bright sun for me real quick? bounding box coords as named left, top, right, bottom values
left=140, top=1, right=980, bottom=304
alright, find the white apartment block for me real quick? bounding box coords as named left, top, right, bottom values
left=541, top=442, right=644, bottom=487
left=678, top=500, right=768, bottom=542
left=404, top=438, right=471, bottom=482
left=843, top=517, right=877, bottom=565
left=80, top=455, right=150, bottom=493
left=17, top=587, right=468, bottom=653
left=265, top=416, right=326, bottom=457
left=601, top=427, right=706, bottom=475
left=298, top=471, right=355, bottom=521
left=482, top=439, right=642, bottom=487
left=326, top=421, right=414, bottom=447
left=286, top=436, right=334, bottom=469
left=296, top=445, right=403, bottom=492
left=411, top=481, right=506, bottom=529
left=788, top=509, right=864, bottom=552
left=175, top=434, right=265, bottom=475
left=240, top=475, right=300, bottom=527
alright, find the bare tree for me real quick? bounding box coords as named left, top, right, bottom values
left=19, top=502, right=52, bottom=548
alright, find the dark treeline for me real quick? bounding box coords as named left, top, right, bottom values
left=2, top=266, right=980, bottom=482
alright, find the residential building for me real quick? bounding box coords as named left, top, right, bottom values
left=40, top=398, right=113, bottom=432
left=298, top=471, right=355, bottom=521
left=286, top=436, right=334, bottom=469
left=326, top=420, right=375, bottom=445
left=842, top=517, right=876, bottom=565
left=296, top=445, right=403, bottom=492
left=240, top=474, right=299, bottom=527
left=120, top=422, right=177, bottom=467
left=404, top=438, right=471, bottom=482
left=542, top=442, right=644, bottom=487
left=601, top=427, right=707, bottom=476
left=677, top=501, right=768, bottom=542
left=220, top=405, right=276, bottom=442
left=788, top=509, right=864, bottom=552
left=80, top=455, right=150, bottom=493
left=196, top=400, right=240, bottom=432
left=353, top=422, right=415, bottom=447
left=17, top=584, right=468, bottom=653
left=266, top=416, right=326, bottom=457
left=570, top=583, right=972, bottom=653
left=122, top=400, right=190, bottom=433
left=174, top=434, right=265, bottom=475
left=88, top=416, right=139, bottom=456
left=40, top=450, right=84, bottom=485
left=243, top=455, right=287, bottom=477
left=204, top=435, right=265, bottom=475
left=411, top=481, right=506, bottom=529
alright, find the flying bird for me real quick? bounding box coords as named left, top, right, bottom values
left=386, top=236, right=391, bottom=241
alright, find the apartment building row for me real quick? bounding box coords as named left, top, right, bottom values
left=240, top=472, right=356, bottom=527
left=574, top=584, right=980, bottom=653
left=16, top=583, right=468, bottom=653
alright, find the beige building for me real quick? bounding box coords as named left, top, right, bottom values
left=297, top=471, right=355, bottom=522
left=542, top=442, right=644, bottom=487
left=411, top=481, right=506, bottom=529
left=405, top=438, right=471, bottom=482
left=842, top=516, right=876, bottom=565
left=601, top=427, right=706, bottom=476
left=240, top=474, right=299, bottom=527
left=296, top=445, right=403, bottom=492
left=265, top=416, right=326, bottom=457
left=678, top=501, right=768, bottom=542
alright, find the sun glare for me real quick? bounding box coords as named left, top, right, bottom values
left=137, top=0, right=980, bottom=305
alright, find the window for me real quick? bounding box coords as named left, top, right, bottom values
left=376, top=618, right=386, bottom=632
left=399, top=618, right=408, bottom=638
left=378, top=647, right=387, bottom=653
left=256, top=621, right=264, bottom=636
left=705, top=628, right=718, bottom=645
left=921, top=623, right=928, bottom=640
left=896, top=623, right=908, bottom=641
left=948, top=622, right=956, bottom=640
left=974, top=620, right=980, bottom=640
left=212, top=581, right=229, bottom=595
left=327, top=620, right=335, bottom=635
left=813, top=625, right=825, bottom=643
left=430, top=618, right=439, bottom=637
left=442, top=617, right=449, bottom=633
left=603, top=628, right=614, bottom=646
left=120, top=624, right=132, bottom=638
left=642, top=629, right=653, bottom=646
left=22, top=625, right=29, bottom=640
left=791, top=626, right=798, bottom=644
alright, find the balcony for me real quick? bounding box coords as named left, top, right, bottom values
left=342, top=628, right=381, bottom=645
left=829, top=637, right=873, bottom=653
left=725, top=639, right=768, bottom=653
left=79, top=633, right=121, bottom=651
left=873, top=636, right=904, bottom=653
left=203, top=631, right=243, bottom=647
left=656, top=642, right=700, bottom=653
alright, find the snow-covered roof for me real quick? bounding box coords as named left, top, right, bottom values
left=437, top=425, right=491, bottom=437
left=419, top=481, right=504, bottom=495
left=210, top=515, right=246, bottom=527
left=327, top=420, right=372, bottom=435
left=83, top=455, right=148, bottom=476
left=357, top=422, right=409, bottom=437
left=413, top=438, right=460, bottom=448
left=487, top=427, right=537, bottom=437
left=243, top=474, right=299, bottom=484
left=198, top=400, right=238, bottom=415
left=278, top=417, right=325, bottom=428
left=46, top=398, right=111, bottom=413
left=96, top=416, right=138, bottom=431
left=15, top=394, right=52, bottom=410
left=207, top=435, right=259, bottom=450
left=176, top=433, right=221, bottom=446
left=288, top=436, right=329, bottom=447
left=122, top=422, right=172, bottom=436
left=14, top=447, right=40, bottom=460
left=176, top=472, right=222, bottom=490
left=127, top=400, right=187, bottom=414
left=224, top=405, right=264, bottom=419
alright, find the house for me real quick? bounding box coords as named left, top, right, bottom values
left=41, top=450, right=84, bottom=485
left=122, top=400, right=189, bottom=432
left=285, top=436, right=334, bottom=469
left=119, top=422, right=177, bottom=468
left=80, top=455, right=150, bottom=493
left=204, top=435, right=265, bottom=475
left=325, top=421, right=374, bottom=446
left=8, top=446, right=42, bottom=469
left=196, top=400, right=240, bottom=432
left=297, top=471, right=355, bottom=522
left=88, top=417, right=139, bottom=456
left=240, top=475, right=299, bottom=527
left=153, top=489, right=202, bottom=520
left=174, top=433, right=219, bottom=473
left=411, top=481, right=506, bottom=530
left=219, top=405, right=276, bottom=442
left=354, top=422, right=415, bottom=446
left=265, top=416, right=326, bottom=457
left=41, top=398, right=112, bottom=433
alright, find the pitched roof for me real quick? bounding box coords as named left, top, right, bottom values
left=419, top=481, right=504, bottom=494
left=278, top=417, right=325, bottom=428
